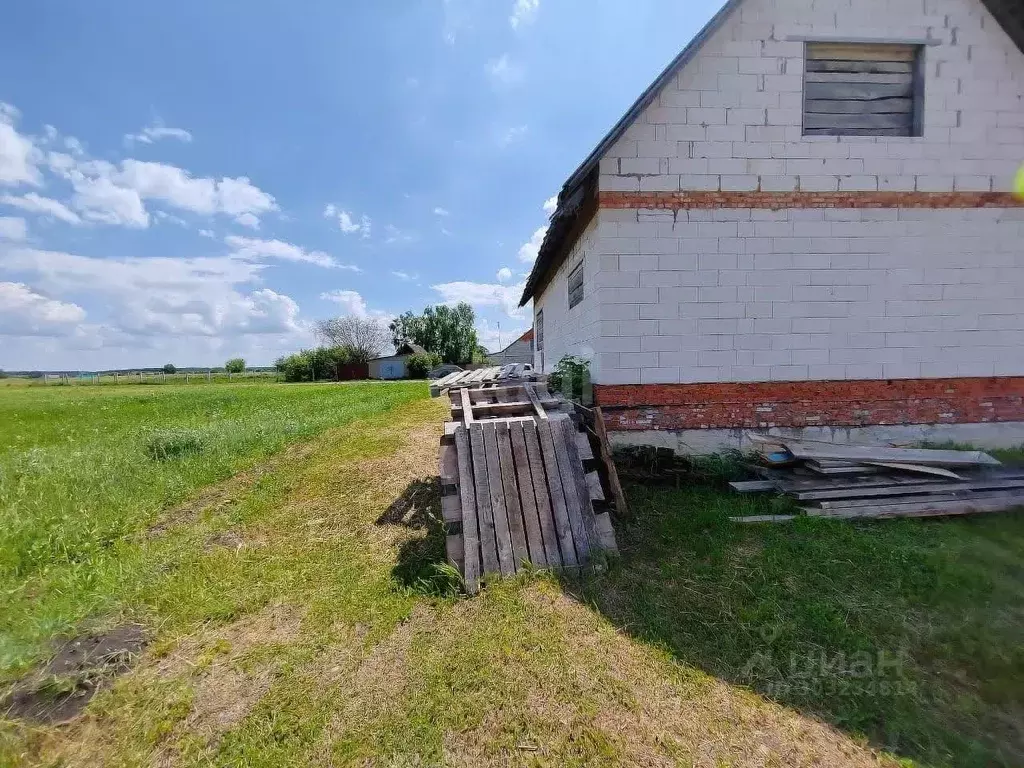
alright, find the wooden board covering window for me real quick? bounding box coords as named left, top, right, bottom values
left=535, top=309, right=544, bottom=351
left=567, top=260, right=584, bottom=309
left=803, top=42, right=922, bottom=136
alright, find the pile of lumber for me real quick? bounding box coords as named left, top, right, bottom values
left=429, top=364, right=537, bottom=397
left=731, top=434, right=1024, bottom=522
left=438, top=382, right=621, bottom=593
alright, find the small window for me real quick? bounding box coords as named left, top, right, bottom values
left=535, top=310, right=544, bottom=351
left=567, top=260, right=584, bottom=309
left=803, top=42, right=923, bottom=137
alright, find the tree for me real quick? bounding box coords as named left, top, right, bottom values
left=388, top=302, right=478, bottom=365
left=225, top=358, right=245, bottom=374
left=406, top=352, right=443, bottom=379
left=275, top=346, right=353, bottom=383
left=163, top=363, right=177, bottom=375
left=315, top=317, right=389, bottom=364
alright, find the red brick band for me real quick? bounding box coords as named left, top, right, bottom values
left=598, top=191, right=1024, bottom=210
left=594, top=378, right=1024, bottom=431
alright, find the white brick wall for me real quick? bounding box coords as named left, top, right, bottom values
left=532, top=218, right=599, bottom=376
left=599, top=0, right=1024, bottom=195
left=586, top=207, right=1024, bottom=385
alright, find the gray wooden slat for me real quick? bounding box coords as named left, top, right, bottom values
left=805, top=97, right=913, bottom=114
left=523, top=422, right=563, bottom=568
left=446, top=534, right=464, bottom=565
left=804, top=127, right=915, bottom=136
left=576, top=432, right=594, bottom=460
left=509, top=422, right=547, bottom=567
left=439, top=443, right=458, bottom=485
left=455, top=426, right=481, bottom=592
left=441, top=493, right=461, bottom=525
left=805, top=81, right=913, bottom=100
left=483, top=422, right=516, bottom=576
left=729, top=480, right=777, bottom=493
left=460, top=387, right=474, bottom=424
left=816, top=490, right=1022, bottom=510
left=560, top=418, right=602, bottom=556
left=806, top=60, right=913, bottom=74
left=731, top=515, right=799, bottom=524
left=804, top=112, right=913, bottom=130
left=806, top=42, right=917, bottom=62
left=549, top=420, right=592, bottom=563
left=535, top=421, right=578, bottom=567
left=793, top=478, right=1024, bottom=502
left=806, top=72, right=913, bottom=85
left=594, top=512, right=618, bottom=553
left=804, top=494, right=1024, bottom=520
left=452, top=399, right=559, bottom=418
left=783, top=442, right=1001, bottom=467
left=594, top=406, right=629, bottom=520
left=586, top=471, right=605, bottom=502
left=524, top=382, right=549, bottom=421
left=468, top=423, right=499, bottom=577
left=496, top=422, right=530, bottom=569
left=862, top=461, right=963, bottom=480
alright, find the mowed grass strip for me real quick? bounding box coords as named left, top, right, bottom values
left=0, top=382, right=426, bottom=679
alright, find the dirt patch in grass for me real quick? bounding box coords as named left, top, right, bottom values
left=3, top=625, right=147, bottom=725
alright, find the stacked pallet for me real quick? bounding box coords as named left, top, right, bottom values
left=429, top=364, right=537, bottom=397
left=731, top=435, right=1024, bottom=522
left=438, top=382, right=619, bottom=593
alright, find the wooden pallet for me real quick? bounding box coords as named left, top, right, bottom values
left=430, top=365, right=538, bottom=397
left=437, top=384, right=618, bottom=593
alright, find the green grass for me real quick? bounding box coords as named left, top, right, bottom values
left=2, top=385, right=1023, bottom=766
left=0, top=381, right=426, bottom=680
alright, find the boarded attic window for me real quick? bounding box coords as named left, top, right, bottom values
left=567, top=260, right=584, bottom=309
left=803, top=42, right=923, bottom=137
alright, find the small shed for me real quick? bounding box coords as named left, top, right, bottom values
left=368, top=342, right=428, bottom=380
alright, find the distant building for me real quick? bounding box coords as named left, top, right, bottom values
left=488, top=329, right=534, bottom=366
left=368, top=342, right=428, bottom=380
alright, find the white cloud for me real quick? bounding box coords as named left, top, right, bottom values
left=320, top=289, right=393, bottom=323
left=124, top=119, right=193, bottom=146
left=391, top=270, right=418, bottom=281
left=499, top=124, right=529, bottom=147
left=0, top=282, right=86, bottom=336
left=1, top=192, right=82, bottom=224
left=384, top=224, right=415, bottom=245
left=431, top=279, right=526, bottom=319
left=543, top=195, right=558, bottom=214
left=487, top=54, right=525, bottom=85
left=0, top=216, right=27, bottom=241
left=517, top=225, right=547, bottom=264
left=225, top=235, right=359, bottom=270
left=510, top=0, right=539, bottom=29
left=234, top=212, right=260, bottom=229
left=433, top=206, right=450, bottom=217
left=476, top=318, right=528, bottom=354
left=0, top=103, right=42, bottom=187
left=198, top=229, right=215, bottom=238
left=71, top=174, right=150, bottom=228
left=329, top=208, right=372, bottom=238
left=496, top=267, right=513, bottom=283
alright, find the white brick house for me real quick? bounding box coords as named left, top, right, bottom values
left=521, top=0, right=1024, bottom=451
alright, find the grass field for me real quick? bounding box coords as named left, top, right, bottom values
left=1, top=382, right=1023, bottom=767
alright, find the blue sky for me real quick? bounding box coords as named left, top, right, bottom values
left=0, top=0, right=722, bottom=370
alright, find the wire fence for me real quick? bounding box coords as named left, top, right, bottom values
left=13, top=370, right=283, bottom=386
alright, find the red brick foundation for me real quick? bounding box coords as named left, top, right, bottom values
left=598, top=190, right=1024, bottom=210
left=594, top=378, right=1024, bottom=431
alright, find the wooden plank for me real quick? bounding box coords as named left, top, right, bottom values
left=587, top=471, right=605, bottom=502
left=441, top=493, right=461, bottom=525
left=804, top=112, right=913, bottom=131
left=460, top=387, right=474, bottom=424
left=730, top=515, right=799, bottom=524
left=805, top=97, right=913, bottom=114
left=445, top=534, right=464, bottom=565
left=455, top=426, right=482, bottom=592
left=509, top=422, right=547, bottom=567
left=550, top=419, right=592, bottom=562
left=729, top=480, right=777, bottom=493
left=806, top=42, right=918, bottom=62
left=782, top=441, right=1001, bottom=467
left=793, top=478, right=1024, bottom=502
left=524, top=383, right=549, bottom=421
left=452, top=400, right=558, bottom=418
left=594, top=512, right=618, bottom=553
left=805, top=127, right=913, bottom=136
left=496, top=422, right=530, bottom=569
left=805, top=81, right=913, bottom=100
left=594, top=407, right=629, bottom=520
left=576, top=432, right=594, bottom=460
left=523, top=422, right=563, bottom=568
left=806, top=72, right=913, bottom=85
left=862, top=461, right=964, bottom=480
left=560, top=420, right=602, bottom=556
left=435, top=370, right=464, bottom=388
left=482, top=422, right=516, bottom=576
left=806, top=59, right=914, bottom=74
left=535, top=421, right=579, bottom=567
left=804, top=493, right=1024, bottom=521
left=815, top=490, right=1024, bottom=510
left=806, top=462, right=880, bottom=476
left=468, top=423, right=499, bottom=578
left=439, top=443, right=458, bottom=485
